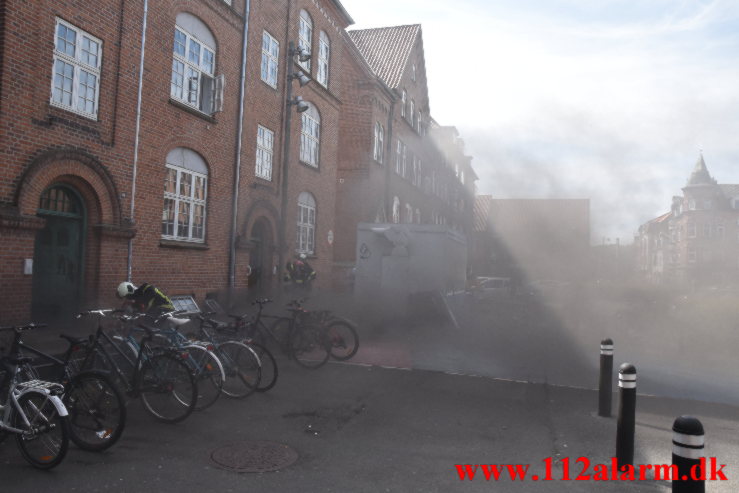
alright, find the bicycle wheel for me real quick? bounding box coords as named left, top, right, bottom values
left=183, top=344, right=224, bottom=411
left=138, top=354, right=197, bottom=424
left=246, top=342, right=278, bottom=392
left=326, top=320, right=360, bottom=361
left=289, top=324, right=330, bottom=369
left=269, top=317, right=293, bottom=346
left=14, top=391, right=69, bottom=469
left=64, top=371, right=126, bottom=452
left=216, top=342, right=261, bottom=399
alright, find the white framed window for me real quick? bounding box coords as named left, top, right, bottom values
left=392, top=197, right=400, bottom=224
left=395, top=140, right=406, bottom=176
left=411, top=63, right=416, bottom=81
left=170, top=14, right=223, bottom=115
left=401, top=90, right=406, bottom=118
left=297, top=192, right=316, bottom=254
left=415, top=208, right=421, bottom=224
left=298, top=10, right=312, bottom=72
left=405, top=203, right=413, bottom=223
left=373, top=122, right=384, bottom=164
left=261, top=31, right=279, bottom=88
left=687, top=221, right=696, bottom=238
left=317, top=31, right=330, bottom=87
left=300, top=103, right=320, bottom=167
left=409, top=99, right=415, bottom=125
left=687, top=245, right=696, bottom=263
left=162, top=148, right=208, bottom=242
left=256, top=125, right=274, bottom=180
left=51, top=18, right=102, bottom=118
left=417, top=111, right=422, bottom=133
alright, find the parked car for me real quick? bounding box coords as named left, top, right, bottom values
left=470, top=277, right=512, bottom=301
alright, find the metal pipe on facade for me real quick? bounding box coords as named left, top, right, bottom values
left=228, top=0, right=252, bottom=289
left=127, top=0, right=149, bottom=281
left=277, top=41, right=297, bottom=287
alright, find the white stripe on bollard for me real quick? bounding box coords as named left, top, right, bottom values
left=673, top=433, right=705, bottom=447
left=618, top=381, right=636, bottom=389
left=619, top=374, right=637, bottom=381
left=672, top=445, right=704, bottom=460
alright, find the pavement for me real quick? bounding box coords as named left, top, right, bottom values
left=1, top=333, right=738, bottom=492
left=2, top=291, right=738, bottom=492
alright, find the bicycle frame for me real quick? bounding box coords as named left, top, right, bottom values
left=0, top=361, right=68, bottom=435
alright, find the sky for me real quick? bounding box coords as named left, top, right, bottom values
left=339, top=0, right=739, bottom=244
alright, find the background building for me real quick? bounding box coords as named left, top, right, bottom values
left=637, top=155, right=739, bottom=286
left=472, top=197, right=591, bottom=284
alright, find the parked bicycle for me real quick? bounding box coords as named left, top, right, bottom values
left=0, top=323, right=69, bottom=469
left=237, top=298, right=330, bottom=369
left=2, top=322, right=126, bottom=452
left=73, top=310, right=198, bottom=424
left=191, top=305, right=275, bottom=393
left=145, top=314, right=225, bottom=411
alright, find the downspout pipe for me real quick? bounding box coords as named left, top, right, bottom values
left=127, top=0, right=149, bottom=281
left=228, top=0, right=252, bottom=288
left=384, top=97, right=396, bottom=222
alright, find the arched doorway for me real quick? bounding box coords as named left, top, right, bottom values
left=32, top=185, right=85, bottom=322
left=248, top=217, right=274, bottom=294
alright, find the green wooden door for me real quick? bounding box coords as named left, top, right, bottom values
left=32, top=186, right=85, bottom=322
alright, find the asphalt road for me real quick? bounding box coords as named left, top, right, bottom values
left=1, top=351, right=737, bottom=492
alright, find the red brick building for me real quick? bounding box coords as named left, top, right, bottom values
left=636, top=155, right=739, bottom=286
left=334, top=24, right=477, bottom=277
left=0, top=0, right=353, bottom=323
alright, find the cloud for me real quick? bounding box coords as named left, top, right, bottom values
left=340, top=0, right=739, bottom=243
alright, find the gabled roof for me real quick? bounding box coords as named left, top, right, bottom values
left=347, top=24, right=421, bottom=88
left=474, top=195, right=493, bottom=232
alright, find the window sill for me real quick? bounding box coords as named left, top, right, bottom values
left=299, top=160, right=320, bottom=171
left=168, top=98, right=217, bottom=123
left=160, top=238, right=209, bottom=250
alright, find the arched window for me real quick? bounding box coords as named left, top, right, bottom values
left=392, top=197, right=400, bottom=224
left=401, top=90, right=406, bottom=118
left=163, top=148, right=208, bottom=242
left=298, top=10, right=312, bottom=72
left=171, top=13, right=222, bottom=115
left=297, top=192, right=316, bottom=254
left=300, top=103, right=320, bottom=167
left=373, top=122, right=384, bottom=163
left=317, top=31, right=330, bottom=87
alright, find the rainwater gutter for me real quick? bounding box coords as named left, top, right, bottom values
left=127, top=0, right=149, bottom=281
left=228, top=0, right=252, bottom=288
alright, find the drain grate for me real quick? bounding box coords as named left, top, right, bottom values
left=209, top=441, right=298, bottom=473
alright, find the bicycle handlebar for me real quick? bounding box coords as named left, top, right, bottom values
left=0, top=322, right=48, bottom=332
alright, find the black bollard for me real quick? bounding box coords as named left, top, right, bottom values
left=598, top=338, right=613, bottom=417
left=615, top=363, right=636, bottom=468
left=672, top=416, right=705, bottom=493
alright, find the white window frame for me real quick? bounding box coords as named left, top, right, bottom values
left=317, top=31, right=330, bottom=87
left=298, top=10, right=312, bottom=72
left=162, top=149, right=208, bottom=243
left=405, top=203, right=413, bottom=224
left=401, top=90, right=406, bottom=118
left=171, top=23, right=223, bottom=115
left=51, top=18, right=102, bottom=119
left=409, top=99, right=415, bottom=125
left=392, top=197, right=400, bottom=224
left=256, top=125, right=274, bottom=180
left=297, top=192, right=316, bottom=255
left=260, top=31, right=279, bottom=88
left=300, top=103, right=320, bottom=167
left=373, top=122, right=384, bottom=164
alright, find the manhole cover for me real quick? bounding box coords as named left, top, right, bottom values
left=209, top=441, right=298, bottom=473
